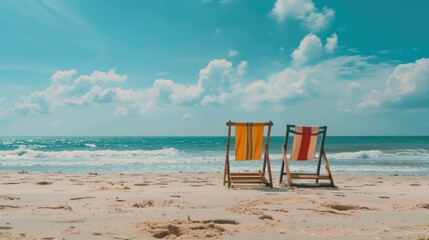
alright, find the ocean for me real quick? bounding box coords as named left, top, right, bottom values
left=0, top=136, right=428, bottom=175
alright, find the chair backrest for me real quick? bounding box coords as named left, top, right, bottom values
left=226, top=121, right=273, bottom=161
left=285, top=125, right=327, bottom=161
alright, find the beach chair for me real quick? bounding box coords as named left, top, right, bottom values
left=279, top=125, right=335, bottom=187
left=223, top=121, right=273, bottom=188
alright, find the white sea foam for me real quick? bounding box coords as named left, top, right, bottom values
left=328, top=149, right=429, bottom=161
left=0, top=146, right=179, bottom=160
left=85, top=143, right=97, bottom=148
left=1, top=148, right=428, bottom=174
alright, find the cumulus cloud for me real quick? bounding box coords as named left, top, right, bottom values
left=271, top=0, right=334, bottom=32
left=291, top=33, right=339, bottom=67
left=10, top=69, right=128, bottom=115
left=197, top=59, right=237, bottom=105
left=5, top=40, right=399, bottom=120
left=324, top=33, right=338, bottom=53
left=241, top=68, right=310, bottom=109
left=304, top=7, right=334, bottom=32
left=291, top=33, right=323, bottom=66
left=241, top=55, right=391, bottom=110
left=236, top=61, right=248, bottom=76
left=51, top=69, right=77, bottom=82
left=7, top=59, right=247, bottom=117
left=228, top=49, right=239, bottom=57
left=358, top=58, right=429, bottom=111
left=152, top=78, right=202, bottom=106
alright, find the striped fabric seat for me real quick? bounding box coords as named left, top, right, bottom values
left=235, top=123, right=264, bottom=161
left=290, top=126, right=319, bottom=161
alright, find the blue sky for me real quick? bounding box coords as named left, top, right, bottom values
left=1, top=0, right=428, bottom=136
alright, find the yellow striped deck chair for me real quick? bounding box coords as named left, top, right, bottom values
left=280, top=125, right=335, bottom=187
left=223, top=121, right=273, bottom=188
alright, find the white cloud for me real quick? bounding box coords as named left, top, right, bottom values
left=291, top=33, right=323, bottom=66
left=6, top=60, right=244, bottom=117
left=271, top=0, right=313, bottom=22
left=291, top=33, right=339, bottom=67
left=182, top=112, right=191, bottom=120
left=10, top=69, right=128, bottom=115
left=358, top=58, right=429, bottom=111
left=228, top=49, right=239, bottom=57
left=240, top=55, right=392, bottom=110
left=324, top=33, right=338, bottom=53
left=271, top=0, right=334, bottom=32
left=74, top=68, right=127, bottom=84
left=346, top=82, right=360, bottom=95
left=198, top=59, right=232, bottom=87
left=114, top=106, right=128, bottom=116
left=197, top=59, right=236, bottom=105
left=51, top=69, right=77, bottom=82
left=236, top=61, right=248, bottom=76
left=202, top=92, right=229, bottom=105
left=304, top=7, right=335, bottom=32
left=4, top=48, right=400, bottom=120
left=153, top=78, right=202, bottom=106
left=149, top=58, right=241, bottom=107
left=241, top=68, right=316, bottom=109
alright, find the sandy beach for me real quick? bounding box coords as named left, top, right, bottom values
left=0, top=171, right=428, bottom=239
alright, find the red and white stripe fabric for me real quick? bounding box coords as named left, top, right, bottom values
left=290, top=126, right=319, bottom=161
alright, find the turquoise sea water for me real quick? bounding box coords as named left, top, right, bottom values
left=0, top=136, right=428, bottom=175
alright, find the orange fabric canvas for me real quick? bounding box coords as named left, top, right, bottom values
left=235, top=124, right=264, bottom=161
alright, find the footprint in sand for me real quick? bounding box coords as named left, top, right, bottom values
left=1, top=182, right=20, bottom=185
left=0, top=196, right=20, bottom=200
left=36, top=181, right=53, bottom=185
left=259, top=214, right=274, bottom=220
left=0, top=205, right=20, bottom=209
left=139, top=218, right=239, bottom=239
left=416, top=203, right=429, bottom=209
left=132, top=200, right=154, bottom=208
left=322, top=202, right=374, bottom=211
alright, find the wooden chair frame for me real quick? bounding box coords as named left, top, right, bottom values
left=223, top=121, right=273, bottom=188
left=279, top=124, right=335, bottom=187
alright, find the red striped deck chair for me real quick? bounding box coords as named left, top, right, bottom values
left=224, top=121, right=273, bottom=188
left=280, top=125, right=335, bottom=187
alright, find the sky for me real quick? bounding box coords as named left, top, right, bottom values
left=0, top=0, right=429, bottom=136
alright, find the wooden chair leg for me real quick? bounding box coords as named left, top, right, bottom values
left=223, top=160, right=227, bottom=186
left=265, top=150, right=273, bottom=188
left=323, top=152, right=335, bottom=187
left=282, top=146, right=293, bottom=187
left=226, top=158, right=232, bottom=189
left=262, top=150, right=267, bottom=175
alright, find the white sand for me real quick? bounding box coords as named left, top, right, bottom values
left=0, top=171, right=428, bottom=239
